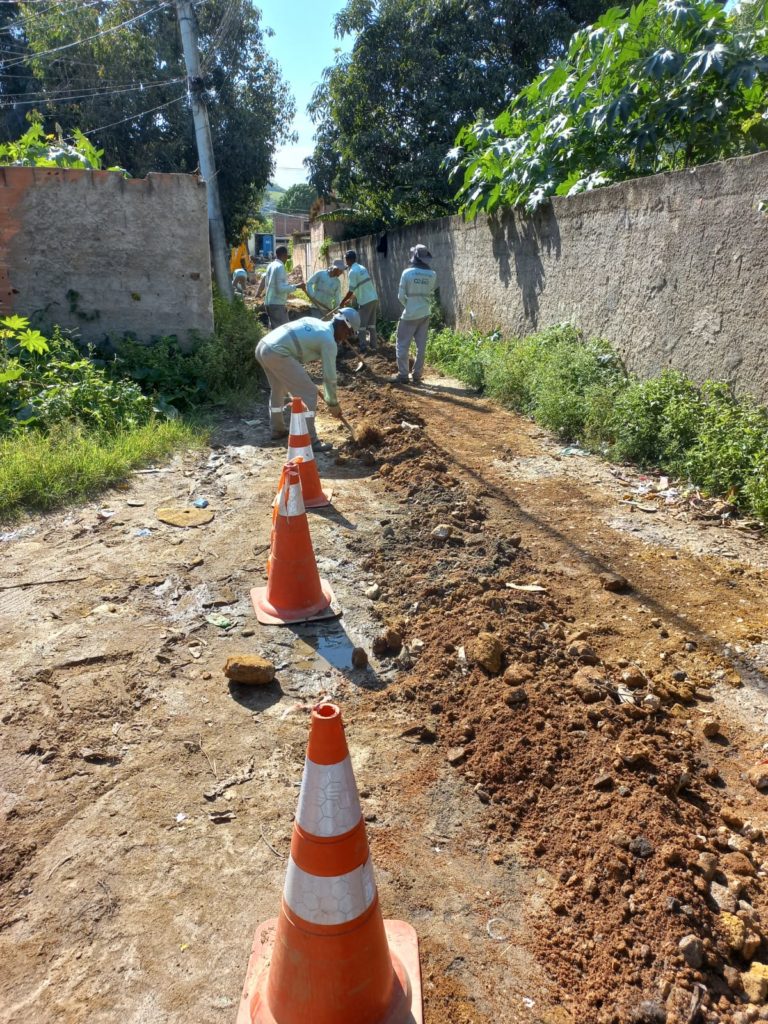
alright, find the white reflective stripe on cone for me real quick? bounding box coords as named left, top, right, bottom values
left=295, top=755, right=362, bottom=837
left=284, top=856, right=377, bottom=926
left=276, top=481, right=305, bottom=517
left=287, top=444, right=314, bottom=462
left=289, top=411, right=308, bottom=436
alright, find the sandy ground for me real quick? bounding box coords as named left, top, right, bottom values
left=2, top=347, right=768, bottom=1024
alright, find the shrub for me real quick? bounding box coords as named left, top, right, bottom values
left=1, top=316, right=151, bottom=435
left=426, top=327, right=488, bottom=390
left=108, top=294, right=264, bottom=411
left=609, top=370, right=704, bottom=467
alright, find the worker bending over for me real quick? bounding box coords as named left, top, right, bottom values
left=341, top=249, right=378, bottom=353
left=391, top=244, right=438, bottom=385
left=306, top=259, right=345, bottom=318
left=255, top=308, right=360, bottom=452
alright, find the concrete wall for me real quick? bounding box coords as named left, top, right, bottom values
left=324, top=152, right=768, bottom=402
left=0, top=166, right=214, bottom=344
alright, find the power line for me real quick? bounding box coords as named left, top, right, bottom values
left=1, top=75, right=183, bottom=100
left=0, top=0, right=171, bottom=71
left=74, top=90, right=183, bottom=135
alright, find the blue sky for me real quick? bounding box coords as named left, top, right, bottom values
left=260, top=2, right=352, bottom=189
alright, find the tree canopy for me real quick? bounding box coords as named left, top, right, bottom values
left=448, top=0, right=768, bottom=216
left=1, top=0, right=295, bottom=235
left=275, top=182, right=317, bottom=213
left=306, top=0, right=613, bottom=228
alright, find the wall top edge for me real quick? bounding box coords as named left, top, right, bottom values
left=0, top=166, right=204, bottom=188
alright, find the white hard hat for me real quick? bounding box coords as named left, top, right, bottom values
left=333, top=308, right=360, bottom=332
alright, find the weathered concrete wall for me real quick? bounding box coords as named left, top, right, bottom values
left=329, top=152, right=768, bottom=402
left=0, top=166, right=214, bottom=343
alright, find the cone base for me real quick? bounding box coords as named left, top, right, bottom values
left=303, top=486, right=332, bottom=509
left=236, top=918, right=423, bottom=1024
left=251, top=580, right=340, bottom=626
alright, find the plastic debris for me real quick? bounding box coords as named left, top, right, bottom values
left=193, top=498, right=210, bottom=509
left=506, top=582, right=548, bottom=593
left=486, top=918, right=510, bottom=941
left=134, top=528, right=152, bottom=538
left=206, top=614, right=234, bottom=629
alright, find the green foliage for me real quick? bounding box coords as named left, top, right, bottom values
left=276, top=184, right=317, bottom=214
left=7, top=0, right=295, bottom=235
left=0, top=419, right=204, bottom=521
left=450, top=0, right=768, bottom=216
left=0, top=121, right=126, bottom=172
left=425, top=324, right=768, bottom=523
left=108, top=295, right=263, bottom=411
left=308, top=0, right=612, bottom=226
left=0, top=316, right=151, bottom=435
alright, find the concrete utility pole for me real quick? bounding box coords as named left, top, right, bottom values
left=175, top=0, right=232, bottom=299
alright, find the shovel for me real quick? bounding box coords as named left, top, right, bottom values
left=322, top=307, right=365, bottom=372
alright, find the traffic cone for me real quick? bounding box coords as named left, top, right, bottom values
left=251, top=461, right=338, bottom=626
left=286, top=397, right=331, bottom=508
left=236, top=702, right=423, bottom=1024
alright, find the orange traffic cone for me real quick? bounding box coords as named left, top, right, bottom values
left=286, top=397, right=331, bottom=508
left=236, top=702, right=423, bottom=1024
left=251, top=461, right=338, bottom=626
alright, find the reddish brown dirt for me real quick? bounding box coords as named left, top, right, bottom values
left=1, top=346, right=768, bottom=1024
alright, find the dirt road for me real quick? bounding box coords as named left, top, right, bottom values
left=2, top=350, right=768, bottom=1024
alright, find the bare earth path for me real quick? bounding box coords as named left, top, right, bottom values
left=2, top=352, right=768, bottom=1024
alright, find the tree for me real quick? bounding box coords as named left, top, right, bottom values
left=306, top=0, right=613, bottom=227
left=449, top=0, right=768, bottom=217
left=276, top=183, right=317, bottom=213
left=6, top=0, right=295, bottom=235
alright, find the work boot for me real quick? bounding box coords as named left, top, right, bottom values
left=388, top=373, right=408, bottom=385
left=311, top=439, right=332, bottom=453
left=411, top=376, right=424, bottom=386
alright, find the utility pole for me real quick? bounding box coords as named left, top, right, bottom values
left=175, top=0, right=232, bottom=299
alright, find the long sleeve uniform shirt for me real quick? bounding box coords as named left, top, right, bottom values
left=263, top=317, right=339, bottom=406
left=347, top=262, right=378, bottom=305
left=398, top=266, right=438, bottom=320
left=264, top=259, right=299, bottom=305
left=306, top=270, right=342, bottom=311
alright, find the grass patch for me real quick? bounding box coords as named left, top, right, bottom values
left=426, top=324, right=768, bottom=525
left=0, top=418, right=206, bottom=523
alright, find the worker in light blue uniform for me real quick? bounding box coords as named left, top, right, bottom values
left=255, top=308, right=360, bottom=451
left=341, top=249, right=378, bottom=353
left=390, top=244, right=438, bottom=385
left=258, top=246, right=306, bottom=328
left=305, top=259, right=345, bottom=318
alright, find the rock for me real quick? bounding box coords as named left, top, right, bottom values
left=593, top=773, right=614, bottom=791
left=722, top=807, right=745, bottom=831
left=223, top=654, right=275, bottom=686
left=722, top=912, right=749, bottom=952
left=629, top=836, right=654, bottom=859
left=627, top=1000, right=667, bottom=1024
left=505, top=687, right=528, bottom=707
left=599, top=572, right=629, bottom=593
left=504, top=663, right=533, bottom=686
left=744, top=932, right=763, bottom=959
left=378, top=462, right=393, bottom=478
left=466, top=632, right=503, bottom=675
left=447, top=746, right=466, bottom=766
left=372, top=628, right=403, bottom=657
left=621, top=668, right=646, bottom=689
left=431, top=524, right=453, bottom=541
left=364, top=583, right=381, bottom=600
left=474, top=785, right=491, bottom=804
left=240, top=628, right=255, bottom=638
left=702, top=717, right=721, bottom=738
left=711, top=880, right=739, bottom=913
left=351, top=647, right=368, bottom=670
left=749, top=765, right=768, bottom=792
left=568, top=640, right=599, bottom=665
left=697, top=852, right=718, bottom=882
left=723, top=851, right=757, bottom=877
left=672, top=670, right=687, bottom=682
left=742, top=966, right=768, bottom=1005
left=679, top=934, right=704, bottom=969
left=724, top=964, right=744, bottom=992
left=572, top=666, right=605, bottom=703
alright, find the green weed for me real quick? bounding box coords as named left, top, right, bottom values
left=0, top=419, right=205, bottom=522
